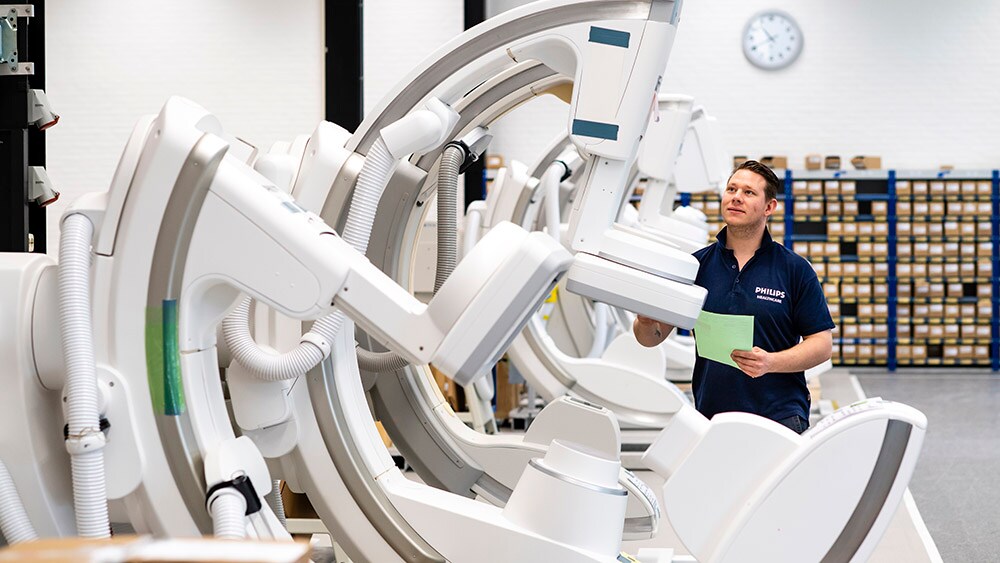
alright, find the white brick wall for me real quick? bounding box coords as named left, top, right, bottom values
left=45, top=0, right=324, bottom=253
left=488, top=0, right=1000, bottom=171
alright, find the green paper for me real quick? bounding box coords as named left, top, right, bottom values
left=693, top=310, right=754, bottom=368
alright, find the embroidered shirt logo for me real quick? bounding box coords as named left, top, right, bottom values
left=755, top=286, right=786, bottom=303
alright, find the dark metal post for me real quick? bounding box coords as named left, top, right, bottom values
left=463, top=0, right=487, bottom=209
left=325, top=0, right=363, bottom=131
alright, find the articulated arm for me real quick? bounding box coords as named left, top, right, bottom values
left=183, top=150, right=571, bottom=384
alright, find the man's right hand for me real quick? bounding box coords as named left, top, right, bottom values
left=633, top=315, right=674, bottom=348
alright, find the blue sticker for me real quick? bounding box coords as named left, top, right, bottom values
left=589, top=26, right=630, bottom=48
left=572, top=119, right=619, bottom=141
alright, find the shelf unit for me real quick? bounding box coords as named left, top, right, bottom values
left=687, top=169, right=1000, bottom=371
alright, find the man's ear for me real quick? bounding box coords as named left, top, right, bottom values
left=764, top=197, right=778, bottom=217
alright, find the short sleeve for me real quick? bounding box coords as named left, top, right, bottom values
left=792, top=261, right=836, bottom=336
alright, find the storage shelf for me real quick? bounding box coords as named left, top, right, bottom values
left=780, top=168, right=1000, bottom=371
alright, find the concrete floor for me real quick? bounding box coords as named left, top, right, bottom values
left=856, top=369, right=1000, bottom=563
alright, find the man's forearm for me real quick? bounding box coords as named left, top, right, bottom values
left=769, top=333, right=832, bottom=373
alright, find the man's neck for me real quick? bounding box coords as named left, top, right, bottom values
left=725, top=222, right=767, bottom=255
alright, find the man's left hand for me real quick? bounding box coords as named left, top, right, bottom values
left=731, top=347, right=772, bottom=378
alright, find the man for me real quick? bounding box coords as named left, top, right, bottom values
left=634, top=160, right=833, bottom=434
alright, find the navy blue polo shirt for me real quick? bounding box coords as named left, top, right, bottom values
left=691, top=227, right=835, bottom=423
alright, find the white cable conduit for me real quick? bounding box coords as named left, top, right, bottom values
left=0, top=460, right=37, bottom=544
left=208, top=487, right=247, bottom=540
left=59, top=213, right=111, bottom=539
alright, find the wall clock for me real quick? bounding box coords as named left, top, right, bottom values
left=743, top=11, right=803, bottom=70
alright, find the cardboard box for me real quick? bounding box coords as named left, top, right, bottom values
left=978, top=202, right=992, bottom=217
left=760, top=155, right=788, bottom=169
left=840, top=181, right=857, bottom=195
left=897, top=242, right=912, bottom=257
left=770, top=222, right=785, bottom=235
left=857, top=283, right=873, bottom=298
left=947, top=283, right=964, bottom=297
left=962, top=324, right=979, bottom=338
left=914, top=303, right=930, bottom=317
left=843, top=201, right=859, bottom=215
left=857, top=222, right=874, bottom=236
left=809, top=201, right=824, bottom=215
left=828, top=303, right=841, bottom=316
left=979, top=261, right=993, bottom=277
left=913, top=281, right=931, bottom=297
left=0, top=537, right=311, bottom=563
left=945, top=181, right=961, bottom=195
left=858, top=344, right=874, bottom=358
left=979, top=284, right=993, bottom=298
left=945, top=303, right=961, bottom=316
left=898, top=323, right=912, bottom=338
left=823, top=283, right=839, bottom=298
left=858, top=263, right=874, bottom=277
left=828, top=222, right=843, bottom=236
left=858, top=303, right=874, bottom=317
left=912, top=202, right=930, bottom=215
left=873, top=324, right=889, bottom=338
left=929, top=283, right=946, bottom=297
left=960, top=222, right=977, bottom=236
left=733, top=155, right=749, bottom=168
left=873, top=303, right=889, bottom=318
left=792, top=180, right=808, bottom=195
left=896, top=202, right=912, bottom=216
left=826, top=201, right=842, bottom=216
left=929, top=263, right=945, bottom=277
left=841, top=344, right=857, bottom=359
left=962, top=181, right=978, bottom=195
left=913, top=242, right=930, bottom=257
left=851, top=155, right=882, bottom=170
left=843, top=262, right=859, bottom=276
left=809, top=242, right=825, bottom=256
left=820, top=180, right=837, bottom=195
left=947, top=201, right=964, bottom=215
left=962, top=242, right=978, bottom=256
left=978, top=181, right=992, bottom=195
left=929, top=324, right=945, bottom=338
left=873, top=284, right=888, bottom=298
left=944, top=221, right=960, bottom=236
left=898, top=221, right=912, bottom=235
left=898, top=281, right=912, bottom=297
left=977, top=325, right=992, bottom=338
left=930, top=181, right=946, bottom=195
left=929, top=202, right=946, bottom=216
left=978, top=242, right=993, bottom=257
left=842, top=324, right=859, bottom=338
left=858, top=242, right=873, bottom=256
left=828, top=263, right=843, bottom=276
left=805, top=154, right=823, bottom=170
left=871, top=201, right=888, bottom=215
left=898, top=263, right=912, bottom=276
left=928, top=222, right=944, bottom=236
left=940, top=263, right=957, bottom=276
left=911, top=222, right=928, bottom=236
left=858, top=324, right=873, bottom=339
left=873, top=242, right=889, bottom=256
left=813, top=262, right=827, bottom=277
left=944, top=345, right=960, bottom=359
left=913, top=263, right=928, bottom=276
left=928, top=242, right=944, bottom=256
left=944, top=242, right=960, bottom=257
left=959, top=344, right=975, bottom=358
left=978, top=221, right=992, bottom=236
left=824, top=242, right=839, bottom=256
left=841, top=283, right=857, bottom=297
left=898, top=345, right=912, bottom=359
left=913, top=181, right=929, bottom=194
left=979, top=300, right=992, bottom=317
left=960, top=262, right=976, bottom=276
left=961, top=303, right=976, bottom=317
left=843, top=222, right=859, bottom=235
left=897, top=180, right=912, bottom=195
left=914, top=324, right=931, bottom=338
left=874, top=262, right=889, bottom=278
left=975, top=345, right=990, bottom=359
left=794, top=201, right=811, bottom=216
left=824, top=155, right=841, bottom=170
left=912, top=345, right=927, bottom=358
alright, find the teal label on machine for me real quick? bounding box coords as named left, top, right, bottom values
left=589, top=26, right=630, bottom=48
left=145, top=299, right=185, bottom=415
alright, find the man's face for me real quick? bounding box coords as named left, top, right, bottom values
left=721, top=169, right=776, bottom=229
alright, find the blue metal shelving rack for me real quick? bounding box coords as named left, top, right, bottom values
left=887, top=171, right=898, bottom=371
left=992, top=170, right=999, bottom=371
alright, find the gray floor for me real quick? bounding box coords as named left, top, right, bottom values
left=856, top=369, right=1000, bottom=563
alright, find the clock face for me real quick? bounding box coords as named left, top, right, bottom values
left=743, top=11, right=803, bottom=70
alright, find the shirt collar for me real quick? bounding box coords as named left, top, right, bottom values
left=716, top=226, right=775, bottom=255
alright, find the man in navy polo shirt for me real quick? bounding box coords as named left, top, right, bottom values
left=634, top=160, right=834, bottom=433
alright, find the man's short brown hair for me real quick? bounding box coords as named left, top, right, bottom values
left=730, top=160, right=781, bottom=201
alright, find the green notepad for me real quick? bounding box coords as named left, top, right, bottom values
left=693, top=310, right=755, bottom=368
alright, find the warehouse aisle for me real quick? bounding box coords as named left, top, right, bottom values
left=857, top=369, right=1000, bottom=563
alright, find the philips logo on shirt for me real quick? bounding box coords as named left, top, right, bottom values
left=756, top=286, right=786, bottom=303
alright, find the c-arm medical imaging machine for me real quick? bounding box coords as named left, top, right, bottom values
left=0, top=1, right=926, bottom=562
